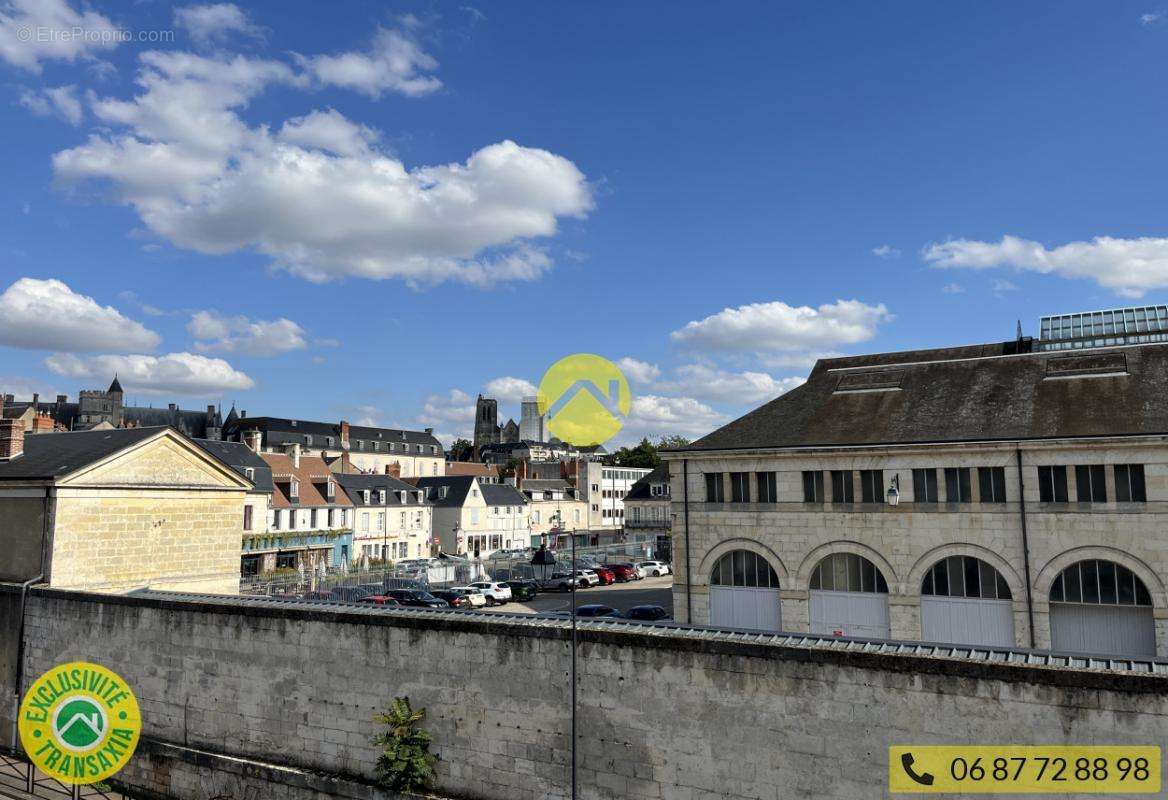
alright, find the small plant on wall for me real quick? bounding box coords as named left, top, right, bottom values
left=371, top=696, right=437, bottom=792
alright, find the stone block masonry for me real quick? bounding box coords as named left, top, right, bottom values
left=3, top=584, right=1168, bottom=800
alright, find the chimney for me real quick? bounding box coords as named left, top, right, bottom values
left=384, top=463, right=400, bottom=478
left=424, top=427, right=433, bottom=435
left=207, top=404, right=215, bottom=415
left=286, top=441, right=301, bottom=468
left=32, top=393, right=39, bottom=409
left=340, top=420, right=350, bottom=450
left=0, top=419, right=25, bottom=461
left=244, top=429, right=262, bottom=453
left=168, top=403, right=177, bottom=411
left=241, top=410, right=247, bottom=418
left=56, top=394, right=67, bottom=405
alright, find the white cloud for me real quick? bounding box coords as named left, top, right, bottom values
left=923, top=235, right=1168, bottom=298
left=52, top=50, right=593, bottom=287
left=19, top=84, right=83, bottom=124
left=872, top=244, right=901, bottom=259
left=0, top=278, right=160, bottom=353
left=0, top=0, right=121, bottom=72
left=1141, top=11, right=1163, bottom=25
left=278, top=109, right=379, bottom=157
left=417, top=389, right=475, bottom=441
left=296, top=27, right=441, bottom=99
left=46, top=351, right=254, bottom=395
left=187, top=310, right=308, bottom=356
left=992, top=278, right=1018, bottom=295
left=0, top=375, right=59, bottom=399
left=174, top=3, right=260, bottom=47
left=616, top=394, right=728, bottom=445
left=671, top=299, right=893, bottom=354
left=616, top=357, right=660, bottom=385
left=941, top=282, right=965, bottom=294
left=483, top=376, right=537, bottom=403
left=660, top=364, right=805, bottom=404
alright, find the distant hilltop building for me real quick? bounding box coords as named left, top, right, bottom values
left=472, top=393, right=545, bottom=456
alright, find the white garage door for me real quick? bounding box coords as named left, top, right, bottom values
left=920, top=556, right=1016, bottom=647
left=1048, top=559, right=1156, bottom=658
left=707, top=549, right=782, bottom=633
left=809, top=553, right=891, bottom=639
left=710, top=586, right=782, bottom=632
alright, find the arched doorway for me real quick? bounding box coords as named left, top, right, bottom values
left=920, top=555, right=1015, bottom=647
left=708, top=549, right=781, bottom=632
left=1049, top=559, right=1155, bottom=657
left=809, top=552, right=890, bottom=638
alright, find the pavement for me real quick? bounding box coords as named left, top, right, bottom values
left=481, top=575, right=674, bottom=616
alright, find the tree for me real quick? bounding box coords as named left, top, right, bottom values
left=656, top=434, right=692, bottom=450
left=613, top=438, right=661, bottom=468
left=371, top=697, right=437, bottom=792
left=448, top=438, right=473, bottom=461
left=497, top=457, right=522, bottom=479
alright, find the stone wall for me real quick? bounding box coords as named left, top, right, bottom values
left=5, top=585, right=1168, bottom=800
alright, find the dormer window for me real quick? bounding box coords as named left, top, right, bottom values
left=416, top=444, right=423, bottom=453
left=289, top=478, right=299, bottom=499
left=244, top=467, right=255, bottom=481
left=326, top=436, right=335, bottom=448
left=304, top=435, right=312, bottom=446
left=326, top=480, right=335, bottom=500
left=439, top=486, right=448, bottom=499
left=362, top=490, right=371, bottom=504
left=377, top=490, right=385, bottom=504
left=415, top=491, right=424, bottom=503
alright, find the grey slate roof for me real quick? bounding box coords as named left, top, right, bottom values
left=624, top=465, right=669, bottom=500
left=0, top=427, right=165, bottom=480
left=481, top=482, right=528, bottom=507
left=227, top=416, right=441, bottom=450
left=335, top=473, right=428, bottom=506
left=411, top=476, right=528, bottom=508
left=520, top=479, right=572, bottom=493
left=192, top=439, right=272, bottom=493
left=677, top=341, right=1168, bottom=452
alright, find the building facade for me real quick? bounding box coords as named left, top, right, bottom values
left=577, top=461, right=652, bottom=530
left=412, top=476, right=531, bottom=557
left=520, top=478, right=588, bottom=538
left=666, top=334, right=1168, bottom=659
left=337, top=473, right=432, bottom=563
left=258, top=447, right=355, bottom=573
left=622, top=465, right=672, bottom=558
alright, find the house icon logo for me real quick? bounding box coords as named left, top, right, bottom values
left=537, top=354, right=631, bottom=446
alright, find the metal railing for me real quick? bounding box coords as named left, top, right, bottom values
left=0, top=750, right=132, bottom=799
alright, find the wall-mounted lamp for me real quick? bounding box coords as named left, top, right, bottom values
left=886, top=473, right=900, bottom=506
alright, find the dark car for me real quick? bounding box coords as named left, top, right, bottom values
left=606, top=564, right=638, bottom=582
left=589, top=566, right=616, bottom=585
left=383, top=589, right=447, bottom=608
left=504, top=580, right=539, bottom=601
left=357, top=595, right=401, bottom=606
left=575, top=604, right=621, bottom=618
left=300, top=591, right=336, bottom=602
left=430, top=589, right=472, bottom=608
left=624, top=605, right=671, bottom=622
left=329, top=584, right=382, bottom=602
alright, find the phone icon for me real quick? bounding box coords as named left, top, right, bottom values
left=901, top=753, right=935, bottom=786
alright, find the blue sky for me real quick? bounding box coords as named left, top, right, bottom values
left=3, top=1, right=1168, bottom=446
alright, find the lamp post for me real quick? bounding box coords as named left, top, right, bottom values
left=886, top=473, right=900, bottom=506
left=550, top=510, right=577, bottom=800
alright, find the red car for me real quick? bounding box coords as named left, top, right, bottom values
left=606, top=564, right=638, bottom=582
left=590, top=566, right=616, bottom=585
left=357, top=595, right=402, bottom=606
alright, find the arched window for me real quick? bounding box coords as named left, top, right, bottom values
left=1050, top=560, right=1152, bottom=606
left=922, top=556, right=1012, bottom=600
left=710, top=550, right=780, bottom=588
left=810, top=553, right=888, bottom=593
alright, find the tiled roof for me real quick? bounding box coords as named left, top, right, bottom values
left=260, top=452, right=352, bottom=509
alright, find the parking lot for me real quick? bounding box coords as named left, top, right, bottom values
left=482, top=575, right=674, bottom=616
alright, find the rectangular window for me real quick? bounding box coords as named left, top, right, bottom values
left=289, top=479, right=299, bottom=499
left=1037, top=465, right=1068, bottom=503
left=830, top=470, right=854, bottom=504
left=243, top=505, right=253, bottom=531
left=705, top=473, right=725, bottom=503
left=978, top=467, right=1007, bottom=503
left=944, top=467, right=972, bottom=503
left=801, top=471, right=823, bottom=503
left=729, top=472, right=750, bottom=503
left=272, top=510, right=281, bottom=530
left=912, top=468, right=938, bottom=503
left=311, top=509, right=319, bottom=528
left=1075, top=465, right=1107, bottom=503
left=1115, top=464, right=1147, bottom=503
left=859, top=469, right=883, bottom=504
left=757, top=471, right=778, bottom=503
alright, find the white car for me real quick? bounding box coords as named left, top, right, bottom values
left=469, top=581, right=513, bottom=605
left=448, top=587, right=488, bottom=608
left=638, top=561, right=671, bottom=577
left=574, top=569, right=601, bottom=586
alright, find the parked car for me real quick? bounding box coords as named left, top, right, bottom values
left=575, top=604, right=621, bottom=618
left=448, top=587, right=488, bottom=607
left=589, top=566, right=616, bottom=585
left=382, top=589, right=448, bottom=608
left=539, top=571, right=582, bottom=592
left=300, top=591, right=336, bottom=602
left=624, top=605, right=671, bottom=621
left=504, top=580, right=539, bottom=601
left=329, top=584, right=383, bottom=602
left=356, top=595, right=401, bottom=606
left=574, top=569, right=601, bottom=587
left=430, top=589, right=472, bottom=608
left=638, top=561, right=671, bottom=577
left=605, top=564, right=639, bottom=582
left=468, top=581, right=513, bottom=605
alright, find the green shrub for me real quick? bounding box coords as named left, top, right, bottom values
left=371, top=697, right=437, bottom=792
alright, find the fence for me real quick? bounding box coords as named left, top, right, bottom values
left=0, top=750, right=131, bottom=800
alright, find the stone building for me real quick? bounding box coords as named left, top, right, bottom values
left=411, top=475, right=531, bottom=557
left=622, top=464, right=672, bottom=559
left=0, top=423, right=250, bottom=594
left=665, top=330, right=1168, bottom=658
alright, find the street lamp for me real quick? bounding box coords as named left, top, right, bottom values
left=549, top=509, right=579, bottom=800
left=886, top=474, right=900, bottom=506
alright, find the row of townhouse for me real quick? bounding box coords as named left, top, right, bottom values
left=665, top=315, right=1168, bottom=659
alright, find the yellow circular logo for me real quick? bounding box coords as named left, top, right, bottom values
left=537, top=354, right=631, bottom=446
left=18, top=662, right=141, bottom=785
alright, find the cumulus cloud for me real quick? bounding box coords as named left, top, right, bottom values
left=0, top=278, right=160, bottom=353
left=483, top=376, right=537, bottom=403
left=923, top=235, right=1168, bottom=298
left=0, top=0, right=121, bottom=72
left=659, top=364, right=805, bottom=404
left=46, top=351, right=254, bottom=395
left=616, top=394, right=728, bottom=445
left=1141, top=11, right=1164, bottom=25
left=617, top=357, right=660, bottom=385
left=51, top=50, right=593, bottom=287
left=417, top=389, right=475, bottom=441
left=941, top=282, right=965, bottom=294
left=296, top=27, right=441, bottom=99
left=174, top=3, right=261, bottom=47
left=872, top=244, right=901, bottom=259
left=19, top=84, right=83, bottom=124
left=671, top=299, right=893, bottom=354
left=187, top=310, right=308, bottom=356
